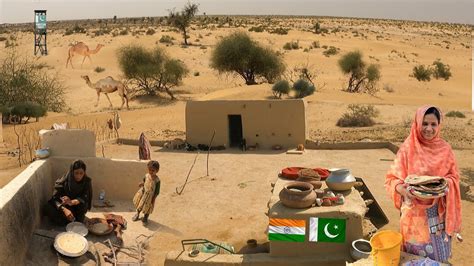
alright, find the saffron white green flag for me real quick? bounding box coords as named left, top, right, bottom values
left=268, top=218, right=306, bottom=242
left=309, top=217, right=346, bottom=243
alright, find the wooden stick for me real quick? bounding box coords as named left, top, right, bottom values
left=206, top=130, right=216, bottom=176
left=176, top=151, right=200, bottom=195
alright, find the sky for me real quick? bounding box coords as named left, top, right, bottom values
left=1, top=0, right=474, bottom=25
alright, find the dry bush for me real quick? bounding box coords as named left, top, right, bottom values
left=336, top=104, right=379, bottom=127
left=445, top=111, right=466, bottom=118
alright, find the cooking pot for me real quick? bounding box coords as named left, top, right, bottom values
left=326, top=168, right=362, bottom=191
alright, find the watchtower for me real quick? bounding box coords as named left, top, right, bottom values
left=34, top=10, right=47, bottom=55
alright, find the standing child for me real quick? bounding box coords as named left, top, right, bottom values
left=132, top=160, right=161, bottom=225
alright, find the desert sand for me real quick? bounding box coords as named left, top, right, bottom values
left=0, top=16, right=473, bottom=265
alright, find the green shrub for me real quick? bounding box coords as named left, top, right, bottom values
left=323, top=46, right=338, bottom=57
left=338, top=51, right=381, bottom=94
left=94, top=66, right=105, bottom=73
left=146, top=28, right=156, bottom=35
left=210, top=32, right=285, bottom=85
left=10, top=102, right=47, bottom=123
left=413, top=65, right=432, bottom=81
left=0, top=52, right=66, bottom=115
left=248, top=26, right=265, bottom=32
left=432, top=59, right=452, bottom=80
left=269, top=27, right=288, bottom=35
left=160, top=35, right=174, bottom=44
left=445, top=111, right=465, bottom=118
left=293, top=79, right=315, bottom=98
left=117, top=45, right=188, bottom=99
left=337, top=104, right=379, bottom=127
left=283, top=41, right=299, bottom=50
left=283, top=42, right=292, bottom=50
left=272, top=80, right=291, bottom=98
left=0, top=36, right=7, bottom=42
left=119, top=29, right=129, bottom=35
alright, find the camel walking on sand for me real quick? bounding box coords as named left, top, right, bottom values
left=66, top=42, right=104, bottom=68
left=81, top=75, right=129, bottom=109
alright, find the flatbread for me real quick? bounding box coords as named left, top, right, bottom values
left=405, top=175, right=444, bottom=185
left=56, top=233, right=87, bottom=254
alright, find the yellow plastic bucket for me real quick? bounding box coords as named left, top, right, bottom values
left=370, top=230, right=402, bottom=266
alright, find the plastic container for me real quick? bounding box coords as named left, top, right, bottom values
left=99, top=189, right=105, bottom=201
left=370, top=230, right=402, bottom=266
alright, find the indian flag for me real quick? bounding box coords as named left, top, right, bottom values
left=309, top=217, right=346, bottom=243
left=268, top=218, right=306, bottom=242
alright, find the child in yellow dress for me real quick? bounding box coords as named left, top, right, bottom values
left=132, top=160, right=160, bottom=225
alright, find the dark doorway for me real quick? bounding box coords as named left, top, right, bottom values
left=228, top=115, right=243, bottom=147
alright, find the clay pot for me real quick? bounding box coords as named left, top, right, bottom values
left=297, top=177, right=322, bottom=189
left=279, top=181, right=316, bottom=209
left=315, top=189, right=325, bottom=198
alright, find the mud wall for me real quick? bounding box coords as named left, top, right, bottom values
left=0, top=160, right=53, bottom=265
left=186, top=100, right=307, bottom=149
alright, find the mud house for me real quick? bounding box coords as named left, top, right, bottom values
left=185, top=100, right=307, bottom=149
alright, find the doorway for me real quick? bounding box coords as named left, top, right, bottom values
left=228, top=115, right=243, bottom=147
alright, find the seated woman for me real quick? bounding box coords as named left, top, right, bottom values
left=385, top=106, right=462, bottom=263
left=44, top=160, right=92, bottom=225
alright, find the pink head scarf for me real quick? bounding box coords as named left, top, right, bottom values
left=385, top=105, right=462, bottom=236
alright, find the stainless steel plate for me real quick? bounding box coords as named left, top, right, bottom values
left=54, top=232, right=89, bottom=258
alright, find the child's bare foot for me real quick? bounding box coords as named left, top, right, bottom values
left=142, top=215, right=149, bottom=226
left=132, top=213, right=140, bottom=221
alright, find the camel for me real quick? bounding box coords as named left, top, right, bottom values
left=81, top=75, right=129, bottom=109
left=66, top=42, right=104, bottom=68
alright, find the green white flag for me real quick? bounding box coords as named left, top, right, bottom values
left=309, top=217, right=346, bottom=243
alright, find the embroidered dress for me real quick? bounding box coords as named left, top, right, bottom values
left=385, top=106, right=461, bottom=263
left=402, top=202, right=451, bottom=262
left=133, top=174, right=160, bottom=214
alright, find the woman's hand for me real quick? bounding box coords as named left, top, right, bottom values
left=396, top=183, right=415, bottom=199
left=60, top=196, right=71, bottom=205
left=62, top=207, right=75, bottom=222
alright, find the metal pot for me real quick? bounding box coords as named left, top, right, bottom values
left=326, top=169, right=361, bottom=191
left=350, top=239, right=372, bottom=261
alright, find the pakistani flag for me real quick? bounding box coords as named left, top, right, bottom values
left=268, top=218, right=306, bottom=242
left=309, top=217, right=346, bottom=243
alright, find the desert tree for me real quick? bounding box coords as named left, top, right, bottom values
left=117, top=45, right=188, bottom=99
left=292, top=79, right=315, bottom=98
left=0, top=50, right=66, bottom=123
left=168, top=1, right=199, bottom=45
left=338, top=51, right=381, bottom=94
left=210, top=32, right=285, bottom=85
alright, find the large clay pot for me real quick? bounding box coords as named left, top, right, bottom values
left=279, top=181, right=316, bottom=209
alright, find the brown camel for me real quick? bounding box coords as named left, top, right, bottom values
left=66, top=42, right=104, bottom=68
left=81, top=75, right=129, bottom=109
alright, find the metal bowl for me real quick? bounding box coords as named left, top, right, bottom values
left=54, top=232, right=89, bottom=258
left=66, top=222, right=88, bottom=237
left=35, top=148, right=50, bottom=159
left=350, top=239, right=372, bottom=261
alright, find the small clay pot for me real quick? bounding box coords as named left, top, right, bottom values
left=315, top=189, right=325, bottom=198
left=279, top=181, right=316, bottom=209
left=322, top=197, right=332, bottom=206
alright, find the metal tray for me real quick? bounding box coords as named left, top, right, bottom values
left=54, top=232, right=89, bottom=258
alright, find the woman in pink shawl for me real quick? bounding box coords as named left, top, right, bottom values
left=385, top=105, right=462, bottom=263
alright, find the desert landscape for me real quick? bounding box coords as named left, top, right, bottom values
left=0, top=14, right=473, bottom=265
